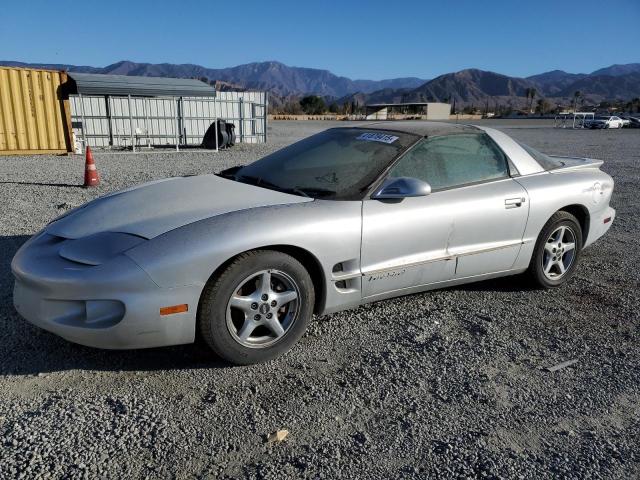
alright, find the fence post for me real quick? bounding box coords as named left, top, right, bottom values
left=251, top=102, right=256, bottom=139
left=144, top=97, right=151, bottom=148
left=128, top=94, right=135, bottom=152
left=105, top=95, right=114, bottom=148
left=78, top=93, right=88, bottom=149
left=178, top=96, right=184, bottom=145
left=264, top=92, right=268, bottom=143
left=174, top=97, right=180, bottom=151
left=238, top=97, right=244, bottom=143
left=214, top=95, right=218, bottom=152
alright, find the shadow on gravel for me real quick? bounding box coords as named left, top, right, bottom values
left=0, top=234, right=229, bottom=375
left=0, top=181, right=83, bottom=188
left=0, top=235, right=29, bottom=277
left=0, top=340, right=230, bottom=376
left=0, top=233, right=532, bottom=376
left=453, top=275, right=535, bottom=293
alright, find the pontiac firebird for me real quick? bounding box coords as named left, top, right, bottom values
left=12, top=122, right=615, bottom=364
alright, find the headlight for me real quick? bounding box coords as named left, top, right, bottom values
left=58, top=232, right=147, bottom=266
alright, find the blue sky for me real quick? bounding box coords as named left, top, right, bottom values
left=1, top=0, right=638, bottom=80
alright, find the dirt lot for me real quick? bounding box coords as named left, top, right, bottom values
left=1, top=120, right=639, bottom=479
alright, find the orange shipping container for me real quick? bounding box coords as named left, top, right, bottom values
left=0, top=66, right=72, bottom=155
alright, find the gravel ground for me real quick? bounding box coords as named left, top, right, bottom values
left=1, top=120, right=639, bottom=479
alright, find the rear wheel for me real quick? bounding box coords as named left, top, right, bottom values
left=528, top=211, right=583, bottom=288
left=198, top=250, right=314, bottom=365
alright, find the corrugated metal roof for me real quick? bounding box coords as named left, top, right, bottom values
left=67, top=73, right=216, bottom=97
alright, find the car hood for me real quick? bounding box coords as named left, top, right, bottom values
left=47, top=174, right=312, bottom=239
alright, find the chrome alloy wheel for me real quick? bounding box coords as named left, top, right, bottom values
left=226, top=269, right=300, bottom=348
left=542, top=226, right=577, bottom=280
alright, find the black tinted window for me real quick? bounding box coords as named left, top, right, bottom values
left=389, top=133, right=509, bottom=191
left=235, top=128, right=418, bottom=200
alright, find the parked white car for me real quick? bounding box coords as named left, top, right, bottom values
left=585, top=116, right=624, bottom=129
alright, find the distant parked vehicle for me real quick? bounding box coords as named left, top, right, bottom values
left=626, top=117, right=640, bottom=128
left=585, top=116, right=624, bottom=129
left=619, top=117, right=631, bottom=128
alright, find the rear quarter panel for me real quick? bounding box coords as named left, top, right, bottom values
left=512, top=167, right=614, bottom=269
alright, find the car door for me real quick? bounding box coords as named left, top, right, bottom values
left=361, top=190, right=458, bottom=299
left=360, top=132, right=529, bottom=299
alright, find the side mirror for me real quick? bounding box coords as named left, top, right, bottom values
left=372, top=177, right=432, bottom=199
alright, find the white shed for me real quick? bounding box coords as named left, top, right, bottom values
left=365, top=102, right=451, bottom=121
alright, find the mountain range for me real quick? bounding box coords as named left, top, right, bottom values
left=2, top=60, right=639, bottom=108
left=0, top=60, right=426, bottom=98
left=339, top=64, right=640, bottom=109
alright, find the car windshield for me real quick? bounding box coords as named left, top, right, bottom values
left=516, top=141, right=565, bottom=170
left=231, top=128, right=418, bottom=200
left=595, top=116, right=610, bottom=120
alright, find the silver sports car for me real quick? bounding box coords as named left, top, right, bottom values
left=12, top=122, right=615, bottom=364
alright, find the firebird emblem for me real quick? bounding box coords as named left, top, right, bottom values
left=368, top=269, right=407, bottom=282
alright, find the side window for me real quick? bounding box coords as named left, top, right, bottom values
left=389, top=133, right=509, bottom=191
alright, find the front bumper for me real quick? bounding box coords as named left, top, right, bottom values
left=11, top=233, right=201, bottom=349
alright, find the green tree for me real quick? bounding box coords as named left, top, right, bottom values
left=299, top=96, right=326, bottom=115
left=524, top=88, right=537, bottom=113
left=462, top=104, right=478, bottom=114
left=536, top=98, right=554, bottom=115
left=573, top=91, right=583, bottom=112
left=529, top=88, right=537, bottom=113
left=282, top=99, right=303, bottom=115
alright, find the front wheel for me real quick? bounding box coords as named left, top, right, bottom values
left=528, top=211, right=583, bottom=288
left=198, top=250, right=315, bottom=365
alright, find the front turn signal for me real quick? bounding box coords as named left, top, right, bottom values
left=160, top=304, right=189, bottom=316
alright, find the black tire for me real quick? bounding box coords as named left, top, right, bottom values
left=528, top=211, right=583, bottom=288
left=202, top=119, right=229, bottom=149
left=198, top=250, right=314, bottom=365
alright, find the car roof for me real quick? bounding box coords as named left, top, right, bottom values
left=342, top=120, right=480, bottom=137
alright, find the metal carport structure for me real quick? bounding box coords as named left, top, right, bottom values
left=63, top=73, right=267, bottom=151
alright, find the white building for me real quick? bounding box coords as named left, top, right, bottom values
left=365, top=102, right=451, bottom=121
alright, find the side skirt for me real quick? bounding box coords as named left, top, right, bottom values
left=359, top=267, right=528, bottom=306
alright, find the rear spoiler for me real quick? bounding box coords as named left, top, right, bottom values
left=549, top=156, right=604, bottom=172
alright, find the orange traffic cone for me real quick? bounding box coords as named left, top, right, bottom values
left=83, top=146, right=100, bottom=187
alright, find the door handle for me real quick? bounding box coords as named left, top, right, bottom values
left=505, top=197, right=525, bottom=209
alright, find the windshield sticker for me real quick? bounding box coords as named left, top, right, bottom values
left=356, top=132, right=399, bottom=144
